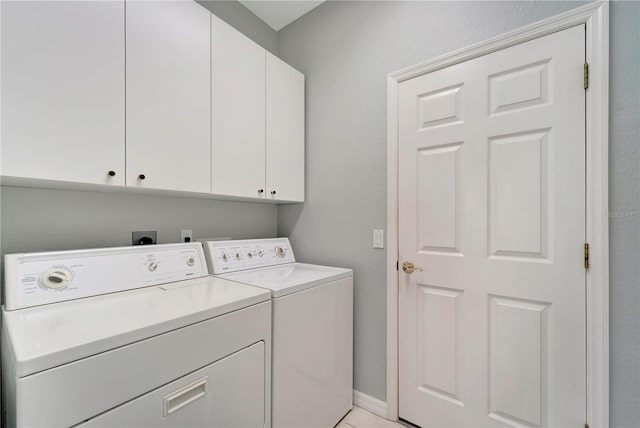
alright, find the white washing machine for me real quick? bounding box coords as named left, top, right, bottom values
left=202, top=238, right=353, bottom=428
left=2, top=243, right=272, bottom=428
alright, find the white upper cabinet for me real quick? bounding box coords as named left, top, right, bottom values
left=211, top=15, right=266, bottom=199
left=1, top=0, right=304, bottom=202
left=126, top=0, right=211, bottom=193
left=266, top=53, right=305, bottom=202
left=1, top=1, right=125, bottom=185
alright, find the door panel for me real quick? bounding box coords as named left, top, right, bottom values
left=489, top=129, right=550, bottom=259
left=126, top=0, right=211, bottom=192
left=488, top=296, right=550, bottom=427
left=266, top=52, right=305, bottom=202
left=1, top=0, right=125, bottom=185
left=211, top=15, right=266, bottom=198
left=399, top=25, right=586, bottom=427
left=417, top=285, right=464, bottom=405
left=417, top=144, right=462, bottom=254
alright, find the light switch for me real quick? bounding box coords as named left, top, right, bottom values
left=373, top=229, right=384, bottom=249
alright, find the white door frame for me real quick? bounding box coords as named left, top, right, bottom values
left=386, top=2, right=609, bottom=426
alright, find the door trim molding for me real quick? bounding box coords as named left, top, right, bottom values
left=386, top=2, right=609, bottom=425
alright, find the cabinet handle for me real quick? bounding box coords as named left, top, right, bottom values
left=138, top=174, right=146, bottom=180
left=108, top=170, right=116, bottom=177
left=271, top=190, right=277, bottom=196
left=258, top=189, right=264, bottom=194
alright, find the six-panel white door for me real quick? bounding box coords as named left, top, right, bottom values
left=126, top=0, right=211, bottom=193
left=398, top=25, right=586, bottom=427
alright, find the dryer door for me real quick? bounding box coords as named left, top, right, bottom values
left=78, top=341, right=265, bottom=427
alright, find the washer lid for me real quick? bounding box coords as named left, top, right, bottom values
left=218, top=263, right=353, bottom=298
left=2, top=276, right=270, bottom=377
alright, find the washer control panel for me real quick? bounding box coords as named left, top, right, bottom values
left=203, top=238, right=295, bottom=274
left=4, top=243, right=207, bottom=311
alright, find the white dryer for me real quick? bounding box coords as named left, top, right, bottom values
left=202, top=238, right=353, bottom=428
left=2, top=243, right=272, bottom=428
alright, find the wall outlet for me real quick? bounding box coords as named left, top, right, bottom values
left=132, top=231, right=157, bottom=245
left=373, top=229, right=384, bottom=249
left=181, top=229, right=193, bottom=243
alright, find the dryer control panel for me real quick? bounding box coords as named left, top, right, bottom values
left=4, top=243, right=208, bottom=310
left=203, top=238, right=295, bottom=274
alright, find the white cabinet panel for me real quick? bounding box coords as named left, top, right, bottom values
left=126, top=0, right=211, bottom=193
left=78, top=342, right=265, bottom=427
left=211, top=15, right=266, bottom=198
left=1, top=0, right=125, bottom=185
left=266, top=53, right=305, bottom=202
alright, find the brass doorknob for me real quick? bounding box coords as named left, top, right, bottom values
left=402, top=261, right=422, bottom=273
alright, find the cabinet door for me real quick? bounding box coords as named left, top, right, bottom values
left=266, top=53, right=305, bottom=202
left=211, top=15, right=266, bottom=199
left=78, top=342, right=266, bottom=427
left=126, top=0, right=211, bottom=193
left=1, top=1, right=125, bottom=185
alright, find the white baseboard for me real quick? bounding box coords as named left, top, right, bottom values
left=353, top=390, right=388, bottom=419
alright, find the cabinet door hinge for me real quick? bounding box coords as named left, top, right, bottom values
left=584, top=63, right=589, bottom=90
left=584, top=243, right=590, bottom=269
left=396, top=260, right=399, bottom=271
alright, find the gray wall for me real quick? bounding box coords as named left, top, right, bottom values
left=276, top=1, right=640, bottom=426
left=0, top=187, right=277, bottom=254
left=197, top=0, right=277, bottom=54
left=608, top=1, right=640, bottom=425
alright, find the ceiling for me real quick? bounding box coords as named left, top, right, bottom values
left=239, top=0, right=326, bottom=31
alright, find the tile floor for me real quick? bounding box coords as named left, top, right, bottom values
left=337, top=406, right=407, bottom=428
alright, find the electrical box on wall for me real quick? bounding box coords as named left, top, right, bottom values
left=132, top=231, right=157, bottom=245
left=181, top=229, right=193, bottom=243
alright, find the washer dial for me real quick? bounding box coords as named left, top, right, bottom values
left=275, top=246, right=286, bottom=257
left=40, top=267, right=72, bottom=290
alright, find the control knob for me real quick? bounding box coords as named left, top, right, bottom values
left=40, top=268, right=72, bottom=290
left=148, top=261, right=158, bottom=272
left=275, top=246, right=286, bottom=258
left=186, top=257, right=196, bottom=266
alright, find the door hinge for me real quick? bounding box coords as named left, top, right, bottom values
left=584, top=63, right=589, bottom=90
left=584, top=243, right=590, bottom=269
left=585, top=423, right=589, bottom=428
left=396, top=260, right=399, bottom=271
